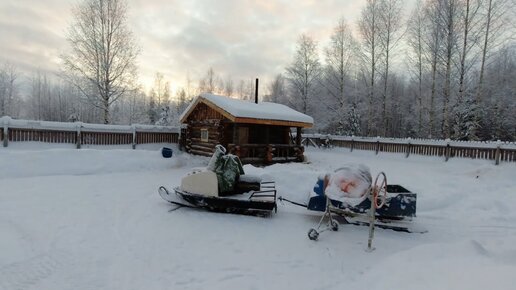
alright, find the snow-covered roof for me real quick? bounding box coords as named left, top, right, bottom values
left=180, top=93, right=314, bottom=127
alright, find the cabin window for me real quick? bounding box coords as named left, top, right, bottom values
left=201, top=129, right=209, bottom=142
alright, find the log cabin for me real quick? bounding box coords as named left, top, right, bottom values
left=179, top=93, right=314, bottom=164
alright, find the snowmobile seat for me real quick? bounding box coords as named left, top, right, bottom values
left=233, top=175, right=262, bottom=195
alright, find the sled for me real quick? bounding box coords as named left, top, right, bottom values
left=311, top=170, right=420, bottom=246
left=158, top=145, right=277, bottom=216
left=306, top=184, right=417, bottom=220
left=279, top=166, right=422, bottom=248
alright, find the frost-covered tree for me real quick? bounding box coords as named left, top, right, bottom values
left=223, top=76, right=234, bottom=97
left=377, top=0, right=404, bottom=136
left=175, top=88, right=188, bottom=115
left=451, top=96, right=478, bottom=140
left=155, top=105, right=172, bottom=126
left=437, top=0, right=462, bottom=138
left=473, top=0, right=515, bottom=138
left=477, top=45, right=516, bottom=141
left=199, top=67, right=219, bottom=94
left=0, top=63, right=20, bottom=118
left=264, top=74, right=287, bottom=104
left=323, top=18, right=359, bottom=134
left=406, top=0, right=426, bottom=136
left=358, top=0, right=383, bottom=135
left=235, top=78, right=255, bottom=101
left=456, top=0, right=482, bottom=103
left=344, top=103, right=362, bottom=136
left=123, top=87, right=148, bottom=124
left=148, top=72, right=170, bottom=125
left=286, top=34, right=322, bottom=115
left=61, top=0, right=139, bottom=124
left=422, top=0, right=444, bottom=138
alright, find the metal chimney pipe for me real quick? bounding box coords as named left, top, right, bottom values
left=255, top=78, right=259, bottom=104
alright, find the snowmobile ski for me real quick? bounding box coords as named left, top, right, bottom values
left=158, top=185, right=277, bottom=217
left=158, top=186, right=198, bottom=210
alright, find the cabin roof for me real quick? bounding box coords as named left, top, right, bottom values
left=180, top=93, right=314, bottom=128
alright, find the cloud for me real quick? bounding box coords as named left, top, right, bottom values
left=0, top=0, right=384, bottom=93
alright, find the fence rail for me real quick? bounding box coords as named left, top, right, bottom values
left=3, top=116, right=514, bottom=165
left=1, top=116, right=179, bottom=149
left=302, top=134, right=516, bottom=165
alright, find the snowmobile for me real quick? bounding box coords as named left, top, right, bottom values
left=158, top=145, right=277, bottom=216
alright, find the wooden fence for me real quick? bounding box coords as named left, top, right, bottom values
left=3, top=116, right=514, bottom=165
left=1, top=117, right=179, bottom=149
left=302, top=134, right=516, bottom=165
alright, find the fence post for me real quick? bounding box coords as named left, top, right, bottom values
left=375, top=137, right=380, bottom=155
left=495, top=146, right=501, bottom=165
left=76, top=122, right=82, bottom=149
left=445, top=139, right=451, bottom=162
left=350, top=136, right=354, bottom=152
left=406, top=137, right=411, bottom=158
left=2, top=116, right=9, bottom=147
left=132, top=125, right=137, bottom=149
left=495, top=140, right=501, bottom=165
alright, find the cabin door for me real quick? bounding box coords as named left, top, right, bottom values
left=238, top=127, right=249, bottom=157
left=238, top=127, right=249, bottom=144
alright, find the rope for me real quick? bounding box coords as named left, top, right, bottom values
left=278, top=196, right=307, bottom=208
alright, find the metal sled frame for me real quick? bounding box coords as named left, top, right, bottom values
left=307, top=196, right=342, bottom=241
left=307, top=172, right=388, bottom=251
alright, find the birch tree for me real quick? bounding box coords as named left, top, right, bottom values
left=436, top=0, right=461, bottom=138
left=323, top=18, right=359, bottom=133
left=286, top=34, right=322, bottom=115
left=148, top=72, right=170, bottom=124
left=358, top=0, right=382, bottom=135
left=199, top=67, right=222, bottom=94
left=473, top=0, right=515, bottom=137
left=223, top=76, right=234, bottom=97
left=61, top=0, right=139, bottom=124
left=457, top=0, right=482, bottom=103
left=407, top=0, right=426, bottom=135
left=421, top=0, right=444, bottom=138
left=0, top=63, right=19, bottom=117
left=265, top=74, right=287, bottom=104
left=377, top=0, right=404, bottom=136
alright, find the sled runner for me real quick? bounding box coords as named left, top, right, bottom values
left=158, top=145, right=277, bottom=216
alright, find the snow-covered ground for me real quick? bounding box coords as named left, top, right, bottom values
left=1, top=144, right=515, bottom=290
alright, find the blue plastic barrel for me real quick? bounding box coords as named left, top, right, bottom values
left=161, top=147, right=173, bottom=158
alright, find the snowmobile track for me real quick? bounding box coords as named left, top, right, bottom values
left=0, top=251, right=69, bottom=290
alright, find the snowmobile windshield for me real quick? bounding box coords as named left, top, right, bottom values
left=325, top=164, right=372, bottom=199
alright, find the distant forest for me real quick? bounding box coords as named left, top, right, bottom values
left=0, top=0, right=515, bottom=141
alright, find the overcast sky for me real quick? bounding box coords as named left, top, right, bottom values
left=0, top=0, right=413, bottom=95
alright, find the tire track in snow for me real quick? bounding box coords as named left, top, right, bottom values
left=0, top=251, right=70, bottom=290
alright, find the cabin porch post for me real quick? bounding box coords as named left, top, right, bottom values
left=232, top=123, right=238, bottom=144
left=296, top=127, right=302, bottom=146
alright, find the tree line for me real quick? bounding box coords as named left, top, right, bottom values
left=0, top=0, right=515, bottom=141
left=279, top=0, right=516, bottom=141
